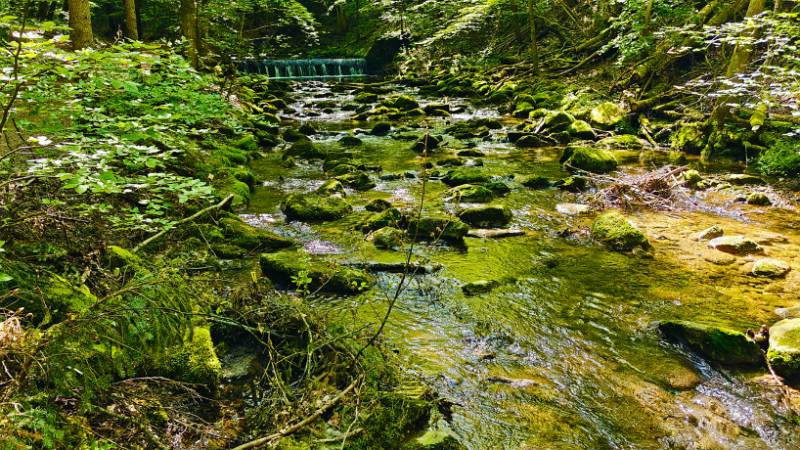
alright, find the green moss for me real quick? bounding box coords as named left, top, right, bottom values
left=371, top=227, right=405, bottom=250
left=561, top=146, right=618, bottom=174
left=670, top=122, right=706, bottom=154
left=355, top=92, right=379, bottom=103
left=519, top=175, right=551, bottom=189
left=220, top=217, right=294, bottom=251
left=152, top=326, right=222, bottom=385
left=659, top=320, right=762, bottom=366
left=281, top=193, right=352, bottom=222
left=767, top=319, right=800, bottom=381
left=259, top=251, right=373, bottom=294
left=597, top=134, right=645, bottom=150
left=758, top=139, right=800, bottom=177
left=567, top=120, right=596, bottom=139
left=589, top=102, right=625, bottom=128
left=284, top=139, right=325, bottom=159
left=407, top=216, right=469, bottom=242
left=360, top=207, right=403, bottom=232
left=591, top=211, right=649, bottom=252
left=457, top=205, right=512, bottom=228
left=383, top=94, right=420, bottom=111
left=317, top=179, right=346, bottom=196
left=106, top=245, right=143, bottom=269
left=336, top=171, right=376, bottom=191
left=446, top=184, right=494, bottom=203
left=234, top=133, right=258, bottom=151
left=442, top=167, right=491, bottom=186
left=542, top=110, right=575, bottom=132
left=212, top=170, right=251, bottom=207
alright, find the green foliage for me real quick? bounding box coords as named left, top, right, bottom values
left=758, top=140, right=800, bottom=177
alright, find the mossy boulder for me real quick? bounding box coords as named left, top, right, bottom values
left=339, top=135, right=363, bottom=147
left=746, top=192, right=771, bottom=206
left=152, top=326, right=222, bottom=386
left=442, top=167, right=491, bottom=187
left=520, top=175, right=551, bottom=189
left=554, top=176, right=588, bottom=192
left=365, top=198, right=393, bottom=212
left=752, top=258, right=791, bottom=278
left=659, top=320, right=762, bottom=366
left=371, top=227, right=405, bottom=250
left=561, top=146, right=617, bottom=173
left=597, top=134, right=645, bottom=150
left=591, top=211, right=649, bottom=251
left=355, top=92, right=379, bottom=103
left=407, top=216, right=469, bottom=242
left=446, top=184, right=494, bottom=203
left=482, top=181, right=512, bottom=196
left=371, top=122, right=392, bottom=136
left=384, top=94, right=420, bottom=111
left=515, top=134, right=555, bottom=148
left=281, top=193, right=352, bottom=222
left=461, top=280, right=500, bottom=296
left=589, top=102, right=625, bottom=128
left=317, top=179, right=346, bottom=196
left=259, top=251, right=373, bottom=294
left=212, top=170, right=251, bottom=207
left=458, top=205, right=513, bottom=228
left=405, top=429, right=467, bottom=450
left=568, top=120, right=596, bottom=139
left=360, top=207, right=403, bottom=232
left=723, top=174, right=765, bottom=186
left=767, top=319, right=800, bottom=381
left=220, top=217, right=294, bottom=251
left=233, top=134, right=258, bottom=151
left=707, top=236, right=761, bottom=255
left=285, top=139, right=325, bottom=159
left=106, top=245, right=143, bottom=270
left=336, top=171, right=376, bottom=191
left=682, top=169, right=703, bottom=186
left=670, top=122, right=706, bottom=154
left=410, top=135, right=442, bottom=152
left=542, top=110, right=575, bottom=132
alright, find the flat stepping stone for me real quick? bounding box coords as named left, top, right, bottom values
left=752, top=258, right=791, bottom=278
left=708, top=235, right=761, bottom=255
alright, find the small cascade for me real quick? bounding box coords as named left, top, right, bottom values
left=237, top=58, right=367, bottom=79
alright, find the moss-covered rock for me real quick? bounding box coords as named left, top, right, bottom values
left=659, top=320, right=762, bottom=366
left=589, top=102, right=625, bottom=128
left=670, top=122, right=706, bottom=154
left=515, top=134, right=555, bottom=148
left=767, top=319, right=800, bottom=381
left=106, top=245, right=143, bottom=270
left=567, top=120, right=596, bottom=139
left=591, top=211, right=649, bottom=251
left=405, top=429, right=467, bottom=450
left=542, top=110, right=575, bottom=132
left=597, top=134, right=646, bottom=150
left=152, top=326, right=222, bottom=385
left=482, top=181, right=512, bottom=196
left=410, top=135, right=442, bottom=153
left=407, top=216, right=469, bottom=242
left=371, top=122, right=392, bottom=136
left=259, top=251, right=373, bottom=294
left=317, top=179, right=346, bottom=196
left=561, top=146, right=618, bottom=173
left=384, top=94, right=420, bottom=111
left=212, top=170, right=251, bottom=208
left=360, top=207, right=404, bottom=232
left=220, top=217, right=294, bottom=251
left=457, top=205, right=513, bottom=228
left=355, top=92, right=379, bottom=103
left=746, top=192, right=771, bottom=206
left=365, top=198, right=393, bottom=212
left=723, top=174, right=765, bottom=186
left=682, top=169, right=703, bottom=186
left=371, top=227, right=405, bottom=250
left=752, top=258, right=791, bottom=278
left=519, top=175, right=551, bottom=189
left=285, top=139, right=325, bottom=159
left=446, top=184, right=494, bottom=203
left=339, top=135, right=363, bottom=147
left=442, top=167, right=491, bottom=186
left=435, top=156, right=465, bottom=167
left=707, top=236, right=761, bottom=255
left=336, top=171, right=376, bottom=191
left=554, top=176, right=588, bottom=192
left=281, top=193, right=352, bottom=222
left=461, top=280, right=500, bottom=296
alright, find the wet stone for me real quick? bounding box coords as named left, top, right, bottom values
left=708, top=236, right=761, bottom=255
left=752, top=258, right=791, bottom=278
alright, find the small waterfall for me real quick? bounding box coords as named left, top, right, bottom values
left=237, top=58, right=367, bottom=79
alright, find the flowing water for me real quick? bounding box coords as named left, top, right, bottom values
left=244, top=81, right=800, bottom=449
left=238, top=58, right=367, bottom=79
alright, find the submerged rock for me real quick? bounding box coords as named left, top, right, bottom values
left=407, top=216, right=469, bottom=242
left=520, top=175, right=551, bottom=189
left=708, top=236, right=761, bottom=255
left=722, top=174, right=765, bottom=186
left=767, top=319, right=800, bottom=381
left=285, top=139, right=325, bottom=159
left=260, top=251, right=373, bottom=294
left=589, top=102, right=625, bottom=128
left=371, top=227, right=405, bottom=250
left=281, top=193, right=352, bottom=222
left=461, top=280, right=500, bottom=296
left=658, top=320, right=762, bottom=366
left=446, top=184, right=494, bottom=203
left=752, top=258, right=791, bottom=278
left=591, top=211, right=649, bottom=251
left=458, top=205, right=513, bottom=228
left=561, top=146, right=617, bottom=174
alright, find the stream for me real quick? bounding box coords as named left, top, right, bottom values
left=243, top=80, right=800, bottom=449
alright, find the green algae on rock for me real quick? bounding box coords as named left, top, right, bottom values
left=220, top=217, right=294, bottom=251
left=752, top=258, right=791, bottom=278
left=442, top=167, right=491, bottom=186
left=446, top=184, right=494, bottom=203
left=561, top=146, right=618, bottom=174
left=590, top=211, right=649, bottom=251
left=371, top=227, right=406, bottom=250
left=457, top=205, right=513, bottom=228
left=746, top=192, right=772, bottom=206
left=461, top=280, right=500, bottom=296
left=767, top=319, right=800, bottom=381
left=360, top=207, right=404, bottom=232
left=658, top=320, right=762, bottom=366
left=281, top=193, right=352, bottom=222
left=259, top=251, right=373, bottom=294
left=150, top=326, right=222, bottom=386
left=589, top=102, right=625, bottom=128
left=568, top=120, right=596, bottom=139
left=407, top=216, right=470, bottom=242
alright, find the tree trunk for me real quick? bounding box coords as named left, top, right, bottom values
left=180, top=0, right=199, bottom=67
left=527, top=0, right=539, bottom=73
left=67, top=0, right=93, bottom=50
left=135, top=0, right=143, bottom=37
left=122, top=0, right=139, bottom=40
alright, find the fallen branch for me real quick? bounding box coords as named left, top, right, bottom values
left=132, top=194, right=234, bottom=253
left=231, top=376, right=362, bottom=450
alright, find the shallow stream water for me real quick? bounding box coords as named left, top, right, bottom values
left=244, top=80, right=800, bottom=449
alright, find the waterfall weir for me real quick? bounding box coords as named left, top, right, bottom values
left=237, top=58, right=367, bottom=79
